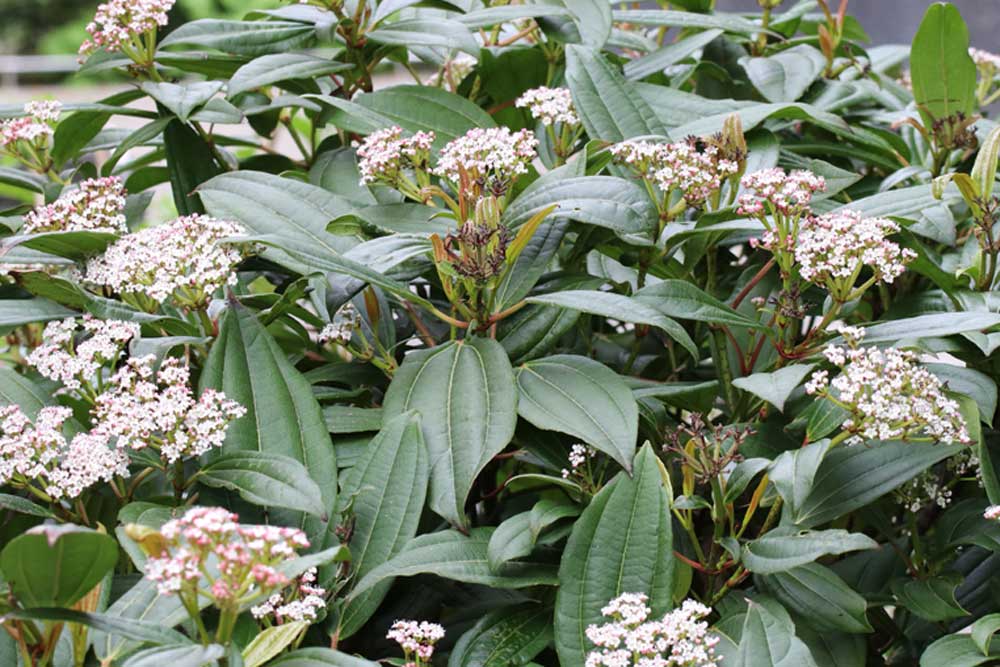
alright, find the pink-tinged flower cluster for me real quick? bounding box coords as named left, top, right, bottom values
left=85, top=215, right=245, bottom=308
left=736, top=168, right=826, bottom=217
left=92, top=356, right=245, bottom=463
left=585, top=593, right=719, bottom=667
left=806, top=326, right=970, bottom=446
left=1, top=101, right=61, bottom=153
left=516, top=86, right=579, bottom=126
left=562, top=443, right=595, bottom=479
left=0, top=405, right=128, bottom=500
left=251, top=567, right=327, bottom=624
left=26, top=316, right=139, bottom=392
left=433, top=127, right=538, bottom=192
left=144, top=506, right=310, bottom=604
left=79, top=0, right=175, bottom=57
left=356, top=126, right=435, bottom=186
left=985, top=505, right=1000, bottom=520
left=610, top=138, right=739, bottom=206
left=23, top=176, right=128, bottom=234
left=387, top=620, right=445, bottom=666
left=794, top=210, right=917, bottom=298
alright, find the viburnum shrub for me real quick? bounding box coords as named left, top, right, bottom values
left=3, top=0, right=1000, bottom=665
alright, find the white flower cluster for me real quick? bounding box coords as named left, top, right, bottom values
left=585, top=593, right=719, bottom=667
left=806, top=327, right=970, bottom=445
left=356, top=126, right=435, bottom=186
left=970, top=47, right=1000, bottom=71
left=387, top=619, right=445, bottom=665
left=0, top=405, right=128, bottom=500
left=896, top=450, right=978, bottom=513
left=433, top=127, right=538, bottom=189
left=251, top=567, right=327, bottom=624
left=80, top=0, right=176, bottom=57
left=1, top=101, right=61, bottom=152
left=516, top=86, right=579, bottom=126
left=562, top=443, right=595, bottom=479
left=985, top=505, right=1000, bottom=520
left=793, top=210, right=917, bottom=297
left=23, top=176, right=128, bottom=234
left=736, top=168, right=826, bottom=217
left=318, top=303, right=361, bottom=346
left=85, top=215, right=245, bottom=308
left=26, top=316, right=139, bottom=392
left=93, top=355, right=246, bottom=463
left=610, top=138, right=739, bottom=205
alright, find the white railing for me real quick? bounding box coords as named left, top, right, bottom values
left=0, top=55, right=78, bottom=88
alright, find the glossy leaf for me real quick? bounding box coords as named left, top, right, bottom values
left=448, top=603, right=552, bottom=667
left=515, top=354, right=639, bottom=473
left=196, top=451, right=327, bottom=517
left=339, top=413, right=429, bottom=638
left=382, top=338, right=517, bottom=528
left=0, top=525, right=118, bottom=607
left=554, top=445, right=674, bottom=665
left=742, top=529, right=878, bottom=574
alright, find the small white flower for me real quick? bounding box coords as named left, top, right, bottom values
left=585, top=593, right=719, bottom=667
left=356, top=126, right=435, bottom=186
left=610, top=138, right=738, bottom=206
left=433, top=127, right=538, bottom=190
left=0, top=404, right=128, bottom=500
left=794, top=210, right=916, bottom=297
left=808, top=330, right=970, bottom=445
left=737, top=168, right=825, bottom=217
left=92, top=356, right=246, bottom=463
left=23, top=176, right=127, bottom=234
left=80, top=0, right=176, bottom=57
left=85, top=214, right=245, bottom=308
left=516, top=87, right=579, bottom=126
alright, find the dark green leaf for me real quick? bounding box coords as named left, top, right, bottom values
left=448, top=603, right=552, bottom=667
left=742, top=529, right=878, bottom=574
left=339, top=413, right=429, bottom=638
left=0, top=524, right=118, bottom=607
left=554, top=445, right=674, bottom=665
left=516, top=354, right=639, bottom=473
left=350, top=528, right=558, bottom=596
left=382, top=338, right=517, bottom=528
left=196, top=451, right=327, bottom=517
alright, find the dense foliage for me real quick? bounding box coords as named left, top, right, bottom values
left=1, top=0, right=1000, bottom=665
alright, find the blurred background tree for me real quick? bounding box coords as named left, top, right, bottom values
left=0, top=0, right=274, bottom=56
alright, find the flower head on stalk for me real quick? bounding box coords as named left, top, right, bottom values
left=585, top=593, right=719, bottom=667
left=433, top=127, right=538, bottom=200
left=516, top=86, right=579, bottom=126
left=610, top=137, right=739, bottom=218
left=79, top=0, right=175, bottom=66
left=251, top=567, right=327, bottom=625
left=318, top=303, right=362, bottom=346
left=387, top=620, right=445, bottom=667
left=516, top=86, right=583, bottom=161
left=793, top=209, right=917, bottom=302
left=738, top=168, right=825, bottom=274
left=0, top=405, right=129, bottom=501
left=85, top=215, right=245, bottom=311
left=144, top=507, right=310, bottom=611
left=92, top=355, right=245, bottom=463
left=805, top=326, right=970, bottom=446
left=23, top=176, right=128, bottom=234
left=356, top=126, right=435, bottom=198
left=26, top=316, right=139, bottom=395
left=0, top=101, right=61, bottom=173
